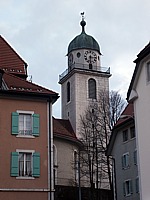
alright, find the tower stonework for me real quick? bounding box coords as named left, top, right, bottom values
left=59, top=17, right=111, bottom=138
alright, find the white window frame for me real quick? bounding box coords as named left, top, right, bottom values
left=53, top=144, right=58, bottom=185
left=73, top=150, right=78, bottom=183
left=134, top=149, right=137, bottom=165
left=16, top=149, right=35, bottom=179
left=124, top=179, right=133, bottom=196
left=122, top=152, right=130, bottom=169
left=130, top=126, right=135, bottom=139
left=146, top=62, right=150, bottom=83
left=135, top=177, right=139, bottom=193
left=16, top=110, right=34, bottom=138
left=123, top=129, right=128, bottom=142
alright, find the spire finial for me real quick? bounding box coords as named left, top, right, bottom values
left=81, top=12, right=85, bottom=21
left=80, top=12, right=86, bottom=33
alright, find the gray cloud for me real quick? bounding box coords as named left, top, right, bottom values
left=0, top=0, right=150, bottom=117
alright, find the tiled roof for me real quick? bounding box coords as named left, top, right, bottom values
left=106, top=103, right=134, bottom=155
left=2, top=70, right=58, bottom=96
left=115, top=103, right=134, bottom=127
left=53, top=117, right=79, bottom=142
left=0, top=35, right=27, bottom=76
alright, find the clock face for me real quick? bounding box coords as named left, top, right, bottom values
left=84, top=50, right=97, bottom=63
left=68, top=53, right=73, bottom=66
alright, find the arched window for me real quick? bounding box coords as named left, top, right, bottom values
left=53, top=144, right=57, bottom=167
left=67, top=82, right=70, bottom=102
left=53, top=144, right=58, bottom=185
left=88, top=78, right=96, bottom=99
left=74, top=150, right=78, bottom=182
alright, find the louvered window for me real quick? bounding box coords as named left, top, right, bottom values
left=88, top=78, right=96, bottom=99
left=67, top=82, right=70, bottom=102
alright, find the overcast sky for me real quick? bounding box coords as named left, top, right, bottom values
left=0, top=0, right=150, bottom=117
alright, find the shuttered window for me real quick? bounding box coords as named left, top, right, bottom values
left=88, top=78, right=96, bottom=99
left=11, top=152, right=40, bottom=177
left=11, top=112, right=40, bottom=136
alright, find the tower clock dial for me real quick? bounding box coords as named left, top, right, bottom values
left=84, top=50, right=97, bottom=63
left=68, top=53, right=73, bottom=66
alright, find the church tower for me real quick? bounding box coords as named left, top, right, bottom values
left=59, top=14, right=111, bottom=138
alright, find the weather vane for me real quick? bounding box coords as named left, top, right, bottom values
left=81, top=12, right=85, bottom=21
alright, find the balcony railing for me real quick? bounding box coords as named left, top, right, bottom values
left=59, top=63, right=110, bottom=81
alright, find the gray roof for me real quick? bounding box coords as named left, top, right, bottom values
left=68, top=19, right=101, bottom=55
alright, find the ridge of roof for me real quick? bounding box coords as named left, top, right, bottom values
left=0, top=35, right=28, bottom=66
left=114, top=103, right=134, bottom=127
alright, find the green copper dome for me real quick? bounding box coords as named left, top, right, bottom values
left=68, top=19, right=101, bottom=54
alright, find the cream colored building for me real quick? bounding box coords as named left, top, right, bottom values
left=59, top=16, right=111, bottom=138
left=127, top=42, right=150, bottom=200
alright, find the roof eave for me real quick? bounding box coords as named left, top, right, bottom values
left=0, top=89, right=59, bottom=103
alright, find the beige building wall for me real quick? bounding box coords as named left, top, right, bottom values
left=61, top=70, right=109, bottom=138
left=54, top=137, right=79, bottom=186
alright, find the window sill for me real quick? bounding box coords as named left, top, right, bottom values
left=16, top=135, right=35, bottom=139
left=122, top=166, right=130, bottom=170
left=16, top=177, right=35, bottom=180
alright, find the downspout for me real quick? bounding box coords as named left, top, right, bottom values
left=48, top=100, right=54, bottom=200
left=112, top=157, right=117, bottom=200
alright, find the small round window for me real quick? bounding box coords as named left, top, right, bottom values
left=77, top=52, right=81, bottom=58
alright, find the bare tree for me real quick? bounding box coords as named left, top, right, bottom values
left=79, top=90, right=126, bottom=199
left=109, top=90, right=126, bottom=128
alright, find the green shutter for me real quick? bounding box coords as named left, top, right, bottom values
left=32, top=114, right=40, bottom=136
left=11, top=152, right=19, bottom=176
left=33, top=152, right=40, bottom=177
left=11, top=112, right=19, bottom=135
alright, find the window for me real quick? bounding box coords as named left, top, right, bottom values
left=19, top=114, right=32, bottom=135
left=123, top=129, right=128, bottom=142
left=89, top=63, right=93, bottom=69
left=146, top=62, right=150, bottom=82
left=88, top=78, right=96, bottom=99
left=11, top=151, right=40, bottom=178
left=122, top=153, right=129, bottom=169
left=123, top=180, right=133, bottom=196
left=53, top=145, right=58, bottom=167
left=135, top=177, right=139, bottom=193
left=67, top=82, right=70, bottom=102
left=74, top=150, right=78, bottom=182
left=19, top=152, right=32, bottom=177
left=53, top=145, right=58, bottom=185
left=134, top=150, right=137, bottom=165
left=12, top=112, right=40, bottom=137
left=130, top=126, right=135, bottom=139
